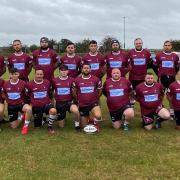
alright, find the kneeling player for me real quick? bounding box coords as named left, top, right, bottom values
left=72, top=63, right=102, bottom=131
left=26, top=69, right=57, bottom=134
left=167, top=70, right=180, bottom=130
left=52, top=64, right=80, bottom=131
left=2, top=68, right=32, bottom=134
left=136, top=72, right=170, bottom=130
left=103, top=68, right=134, bottom=130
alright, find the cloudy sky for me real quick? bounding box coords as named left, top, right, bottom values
left=0, top=0, right=180, bottom=48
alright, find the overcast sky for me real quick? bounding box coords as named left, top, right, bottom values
left=0, top=0, right=180, bottom=49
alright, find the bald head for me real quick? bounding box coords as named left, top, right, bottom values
left=111, top=68, right=121, bottom=80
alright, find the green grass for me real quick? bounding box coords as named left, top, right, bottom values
left=0, top=69, right=180, bottom=179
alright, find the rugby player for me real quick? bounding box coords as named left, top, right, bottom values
left=167, top=70, right=180, bottom=130
left=82, top=40, right=106, bottom=79
left=59, top=42, right=81, bottom=78
left=153, top=40, right=179, bottom=118
left=7, top=40, right=32, bottom=81
left=72, top=62, right=102, bottom=130
left=2, top=68, right=32, bottom=134
left=135, top=72, right=170, bottom=130
left=103, top=68, right=134, bottom=130
left=105, top=40, right=130, bottom=79
left=32, top=37, right=58, bottom=81
left=52, top=64, right=80, bottom=131
left=26, top=69, right=57, bottom=134
left=0, top=54, right=6, bottom=76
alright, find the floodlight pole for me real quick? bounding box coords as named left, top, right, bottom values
left=123, top=16, right=126, bottom=49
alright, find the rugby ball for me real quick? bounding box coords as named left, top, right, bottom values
left=83, top=124, right=97, bottom=134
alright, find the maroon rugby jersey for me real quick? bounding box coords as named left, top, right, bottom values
left=103, top=77, right=132, bottom=112
left=52, top=76, right=74, bottom=102
left=60, top=54, right=81, bottom=77
left=105, top=51, right=130, bottom=78
left=0, top=78, right=4, bottom=103
left=33, top=48, right=58, bottom=81
left=135, top=82, right=164, bottom=115
left=0, top=55, right=5, bottom=76
left=73, top=75, right=102, bottom=107
left=3, top=79, right=26, bottom=106
left=167, top=81, right=180, bottom=111
left=82, top=53, right=106, bottom=78
left=8, top=52, right=32, bottom=81
left=26, top=79, right=51, bottom=107
left=128, top=48, right=151, bottom=80
left=153, top=52, right=179, bottom=76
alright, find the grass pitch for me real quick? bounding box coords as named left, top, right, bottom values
left=0, top=70, right=179, bottom=180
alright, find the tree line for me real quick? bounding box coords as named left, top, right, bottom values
left=1, top=36, right=180, bottom=56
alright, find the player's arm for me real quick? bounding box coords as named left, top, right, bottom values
left=72, top=82, right=78, bottom=102
left=0, top=57, right=6, bottom=76
left=27, top=56, right=33, bottom=75
left=53, top=52, right=59, bottom=70
left=151, top=53, right=159, bottom=75
left=97, top=80, right=103, bottom=98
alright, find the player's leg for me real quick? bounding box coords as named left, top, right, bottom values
left=157, top=107, right=170, bottom=127
left=123, top=106, right=134, bottom=130
left=70, top=104, right=80, bottom=131
left=45, top=104, right=57, bottom=134
left=79, top=106, right=89, bottom=128
left=174, top=110, right=180, bottom=130
left=21, top=104, right=32, bottom=134
left=32, top=107, right=43, bottom=128
left=56, top=102, right=66, bottom=128
left=142, top=113, right=155, bottom=130
left=91, top=105, right=102, bottom=131
left=110, top=110, right=122, bottom=129
left=8, top=106, right=20, bottom=129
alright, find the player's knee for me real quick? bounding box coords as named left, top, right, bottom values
left=159, top=109, right=170, bottom=120
left=112, top=121, right=121, bottom=129
left=49, top=108, right=57, bottom=115
left=144, top=124, right=153, bottom=130
left=124, top=108, right=134, bottom=119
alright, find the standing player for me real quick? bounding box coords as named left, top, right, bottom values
left=72, top=63, right=102, bottom=129
left=7, top=40, right=32, bottom=81
left=167, top=70, right=180, bottom=130
left=32, top=37, right=58, bottom=81
left=0, top=54, right=6, bottom=77
left=153, top=40, right=179, bottom=118
left=2, top=68, right=32, bottom=134
left=52, top=64, right=80, bottom=131
left=128, top=38, right=151, bottom=104
left=105, top=40, right=130, bottom=79
left=0, top=78, right=5, bottom=131
left=82, top=40, right=106, bottom=79
left=135, top=72, right=170, bottom=130
left=59, top=42, right=81, bottom=78
left=103, top=68, right=134, bottom=130
left=26, top=69, right=57, bottom=134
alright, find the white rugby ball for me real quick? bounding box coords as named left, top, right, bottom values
left=83, top=124, right=97, bottom=134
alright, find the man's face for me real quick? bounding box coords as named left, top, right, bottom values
left=40, top=41, right=49, bottom=49
left=112, top=43, right=120, bottom=52
left=111, top=68, right=121, bottom=80
left=10, top=72, right=19, bottom=81
left=60, top=69, right=68, bottom=77
left=145, top=75, right=154, bottom=85
left=89, top=43, right=97, bottom=54
left=82, top=65, right=91, bottom=75
left=66, top=45, right=75, bottom=55
left=35, top=70, right=44, bottom=81
left=163, top=42, right=172, bottom=52
left=134, top=39, right=143, bottom=50
left=13, top=41, right=22, bottom=52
